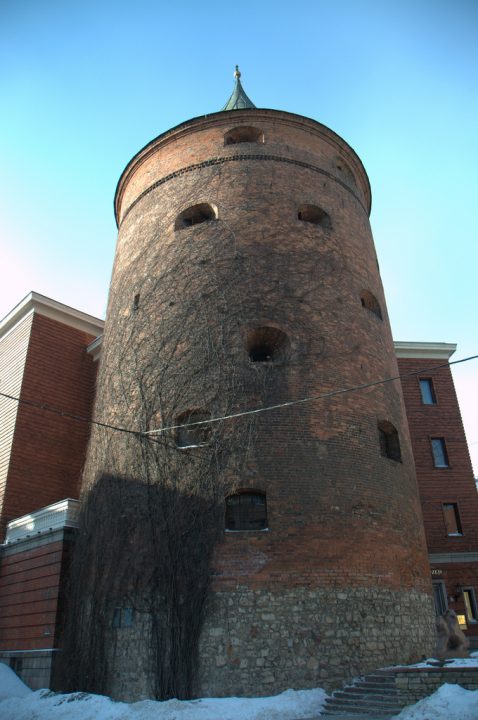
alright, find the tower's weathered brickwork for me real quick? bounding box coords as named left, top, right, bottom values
left=77, top=87, right=435, bottom=699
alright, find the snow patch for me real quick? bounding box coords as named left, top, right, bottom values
left=396, top=683, right=478, bottom=720
left=0, top=664, right=327, bottom=720
left=0, top=662, right=32, bottom=701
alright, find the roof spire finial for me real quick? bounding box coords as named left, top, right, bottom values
left=222, top=65, right=256, bottom=111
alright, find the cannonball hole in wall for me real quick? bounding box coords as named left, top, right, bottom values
left=360, top=290, right=383, bottom=320
left=246, top=326, right=288, bottom=363
left=175, top=203, right=217, bottom=230
left=298, top=204, right=331, bottom=229
left=224, top=126, right=264, bottom=146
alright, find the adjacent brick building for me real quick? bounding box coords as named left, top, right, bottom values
left=0, top=293, right=103, bottom=687
left=396, top=342, right=478, bottom=645
left=0, top=72, right=476, bottom=696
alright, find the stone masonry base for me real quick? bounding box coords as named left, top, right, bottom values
left=197, top=585, right=436, bottom=697
left=105, top=584, right=435, bottom=701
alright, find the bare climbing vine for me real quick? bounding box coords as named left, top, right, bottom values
left=60, top=165, right=336, bottom=700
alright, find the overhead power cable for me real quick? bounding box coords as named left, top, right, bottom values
left=145, top=353, right=478, bottom=436
left=1, top=353, right=475, bottom=438
left=0, top=390, right=141, bottom=437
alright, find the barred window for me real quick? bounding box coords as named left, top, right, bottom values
left=225, top=491, right=267, bottom=531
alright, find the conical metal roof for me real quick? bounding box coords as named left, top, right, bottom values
left=222, top=66, right=256, bottom=111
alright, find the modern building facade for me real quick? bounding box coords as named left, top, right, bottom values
left=0, top=292, right=103, bottom=688
left=396, top=342, right=478, bottom=643
left=0, top=72, right=476, bottom=697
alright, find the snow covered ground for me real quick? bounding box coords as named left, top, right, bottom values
left=0, top=664, right=326, bottom=720
left=2, top=661, right=478, bottom=720
left=396, top=683, right=478, bottom=720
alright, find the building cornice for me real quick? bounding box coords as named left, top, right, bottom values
left=429, top=552, right=478, bottom=564
left=86, top=334, right=103, bottom=361
left=393, top=341, right=456, bottom=360
left=0, top=292, right=104, bottom=342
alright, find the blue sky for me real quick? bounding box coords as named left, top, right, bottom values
left=1, top=0, right=477, bottom=472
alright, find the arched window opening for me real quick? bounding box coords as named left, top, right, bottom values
left=224, top=126, right=263, bottom=146
left=176, top=409, right=211, bottom=448
left=246, top=326, right=288, bottom=363
left=360, top=290, right=383, bottom=320
left=298, top=204, right=331, bottom=229
left=175, top=203, right=217, bottom=230
left=378, top=421, right=401, bottom=462
left=225, top=491, right=267, bottom=531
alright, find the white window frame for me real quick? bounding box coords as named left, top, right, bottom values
left=463, top=587, right=478, bottom=623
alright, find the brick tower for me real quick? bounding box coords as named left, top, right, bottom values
left=73, top=69, right=435, bottom=700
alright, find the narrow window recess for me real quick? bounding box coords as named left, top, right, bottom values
left=176, top=409, right=211, bottom=449
left=298, top=204, right=331, bottom=229
left=443, top=502, right=462, bottom=536
left=175, top=203, right=217, bottom=230
left=360, top=290, right=383, bottom=320
left=133, top=293, right=140, bottom=311
left=378, top=421, right=401, bottom=462
left=246, top=326, right=288, bottom=363
left=225, top=491, right=268, bottom=531
left=431, top=437, right=449, bottom=467
left=224, top=126, right=263, bottom=145
left=463, top=588, right=478, bottom=622
left=432, top=581, right=448, bottom=616
left=113, top=607, right=135, bottom=628
left=419, top=378, right=437, bottom=405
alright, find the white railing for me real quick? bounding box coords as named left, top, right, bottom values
left=5, top=498, right=81, bottom=544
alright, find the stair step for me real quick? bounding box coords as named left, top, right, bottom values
left=334, top=691, right=399, bottom=702
left=346, top=683, right=397, bottom=694
left=326, top=698, right=404, bottom=709
left=323, top=704, right=403, bottom=716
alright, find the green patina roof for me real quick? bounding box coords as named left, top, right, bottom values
left=222, top=66, right=256, bottom=111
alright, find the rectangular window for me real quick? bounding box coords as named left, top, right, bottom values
left=443, top=503, right=462, bottom=536
left=419, top=378, right=437, bottom=404
left=432, top=581, right=448, bottom=616
left=112, top=607, right=135, bottom=628
left=463, top=588, right=478, bottom=622
left=431, top=437, right=449, bottom=467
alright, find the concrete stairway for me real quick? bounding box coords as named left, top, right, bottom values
left=322, top=669, right=405, bottom=716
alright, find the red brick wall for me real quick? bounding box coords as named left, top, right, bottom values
left=1, top=314, right=98, bottom=537
left=398, top=358, right=478, bottom=553
left=89, top=110, right=432, bottom=595
left=0, top=538, right=68, bottom=651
